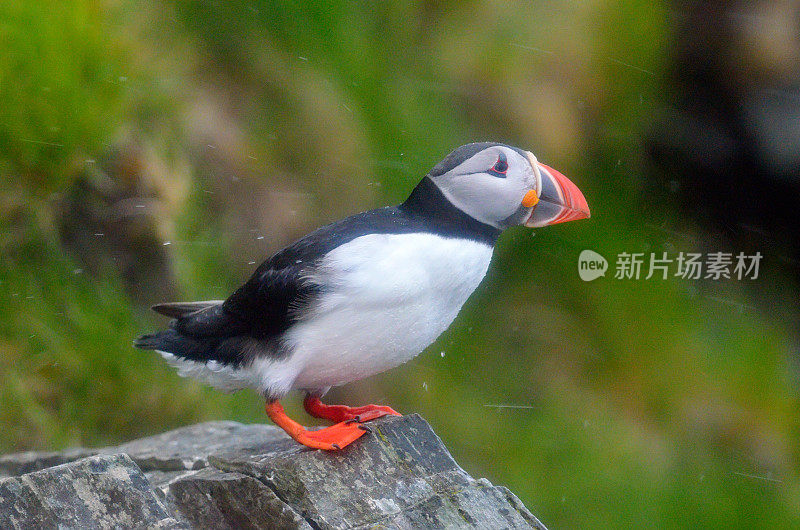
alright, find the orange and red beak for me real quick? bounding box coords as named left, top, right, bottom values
left=524, top=162, right=590, bottom=228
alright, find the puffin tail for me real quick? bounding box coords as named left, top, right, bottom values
left=133, top=328, right=217, bottom=360
left=135, top=301, right=249, bottom=363
left=135, top=300, right=226, bottom=354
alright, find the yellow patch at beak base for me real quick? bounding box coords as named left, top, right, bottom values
left=521, top=190, right=539, bottom=208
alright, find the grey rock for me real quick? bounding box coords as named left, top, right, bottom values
left=168, top=467, right=312, bottom=530
left=0, top=415, right=544, bottom=529
left=0, top=453, right=186, bottom=529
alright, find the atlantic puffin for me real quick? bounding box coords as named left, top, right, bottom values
left=135, top=142, right=590, bottom=450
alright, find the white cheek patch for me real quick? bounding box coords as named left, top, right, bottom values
left=437, top=172, right=528, bottom=227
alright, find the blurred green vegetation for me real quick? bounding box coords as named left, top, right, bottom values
left=1, top=1, right=799, bottom=528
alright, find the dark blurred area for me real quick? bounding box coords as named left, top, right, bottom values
left=1, top=1, right=799, bottom=528
left=647, top=0, right=800, bottom=337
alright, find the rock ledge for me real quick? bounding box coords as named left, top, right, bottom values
left=0, top=415, right=546, bottom=529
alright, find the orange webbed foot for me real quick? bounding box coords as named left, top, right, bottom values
left=294, top=420, right=370, bottom=450
left=266, top=400, right=371, bottom=451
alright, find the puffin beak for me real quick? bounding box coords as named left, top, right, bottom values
left=524, top=160, right=590, bottom=228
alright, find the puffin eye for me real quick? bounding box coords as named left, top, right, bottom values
left=489, top=154, right=508, bottom=176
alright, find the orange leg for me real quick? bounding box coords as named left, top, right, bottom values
left=303, top=395, right=401, bottom=423
left=265, top=401, right=370, bottom=450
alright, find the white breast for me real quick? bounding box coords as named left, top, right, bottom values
left=253, top=232, right=494, bottom=395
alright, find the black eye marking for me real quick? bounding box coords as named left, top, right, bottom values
left=487, top=153, right=508, bottom=177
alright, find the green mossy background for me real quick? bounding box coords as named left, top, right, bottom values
left=1, top=1, right=798, bottom=528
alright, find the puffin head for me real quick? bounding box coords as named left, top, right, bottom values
left=426, top=142, right=590, bottom=229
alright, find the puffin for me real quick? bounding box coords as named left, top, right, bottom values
left=135, top=142, right=590, bottom=450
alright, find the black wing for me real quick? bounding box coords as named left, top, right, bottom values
left=135, top=206, right=411, bottom=366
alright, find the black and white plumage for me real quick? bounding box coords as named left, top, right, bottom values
left=135, top=142, right=589, bottom=401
